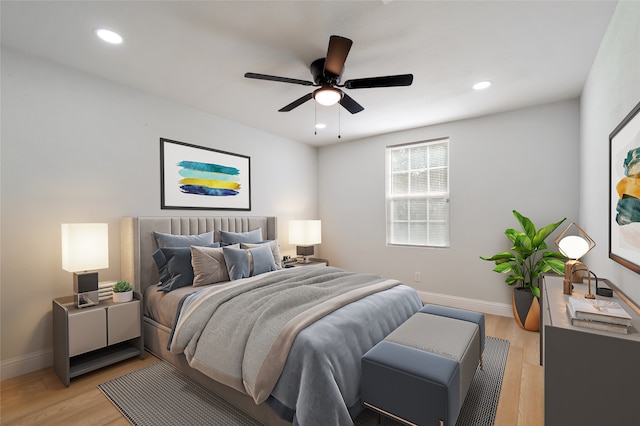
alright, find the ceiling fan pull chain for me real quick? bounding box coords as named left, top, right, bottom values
left=314, top=102, right=317, bottom=135
left=338, top=105, right=341, bottom=139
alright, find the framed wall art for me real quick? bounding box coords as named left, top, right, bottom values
left=160, top=138, right=251, bottom=210
left=609, top=101, right=640, bottom=274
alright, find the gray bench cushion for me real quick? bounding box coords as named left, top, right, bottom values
left=385, top=314, right=478, bottom=362
left=419, top=304, right=485, bottom=355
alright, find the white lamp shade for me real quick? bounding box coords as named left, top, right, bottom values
left=558, top=235, right=590, bottom=259
left=289, top=220, right=322, bottom=245
left=61, top=223, right=109, bottom=272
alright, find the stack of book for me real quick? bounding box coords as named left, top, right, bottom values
left=98, top=280, right=116, bottom=301
left=566, top=296, right=632, bottom=334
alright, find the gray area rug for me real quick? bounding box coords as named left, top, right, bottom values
left=99, top=336, right=509, bottom=426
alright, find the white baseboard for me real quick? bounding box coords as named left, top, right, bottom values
left=417, top=290, right=513, bottom=318
left=0, top=348, right=52, bottom=381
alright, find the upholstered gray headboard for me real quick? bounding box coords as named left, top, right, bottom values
left=120, top=216, right=278, bottom=294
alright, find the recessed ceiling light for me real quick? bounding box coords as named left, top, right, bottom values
left=95, top=28, right=123, bottom=45
left=315, top=123, right=327, bottom=129
left=473, top=81, right=492, bottom=90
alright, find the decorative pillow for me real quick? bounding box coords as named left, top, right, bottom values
left=241, top=240, right=282, bottom=269
left=219, top=228, right=263, bottom=244
left=190, top=244, right=239, bottom=286
left=153, top=247, right=195, bottom=292
left=153, top=231, right=215, bottom=248
left=222, top=245, right=277, bottom=281
left=152, top=243, right=220, bottom=291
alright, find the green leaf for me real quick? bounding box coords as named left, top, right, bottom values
left=513, top=210, right=535, bottom=238
left=532, top=217, right=567, bottom=247
left=542, top=250, right=567, bottom=260
left=480, top=252, right=515, bottom=262
left=531, top=286, right=541, bottom=298
left=505, top=275, right=519, bottom=285
left=513, top=234, right=533, bottom=252
left=505, top=228, right=519, bottom=244
left=544, top=258, right=566, bottom=274
left=494, top=263, right=514, bottom=274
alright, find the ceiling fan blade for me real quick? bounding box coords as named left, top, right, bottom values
left=245, top=72, right=313, bottom=86
left=339, top=93, right=364, bottom=114
left=279, top=93, right=313, bottom=112
left=344, top=74, right=414, bottom=89
left=324, top=35, right=353, bottom=77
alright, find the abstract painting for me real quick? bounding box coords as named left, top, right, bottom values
left=609, top=101, right=640, bottom=274
left=161, top=138, right=251, bottom=210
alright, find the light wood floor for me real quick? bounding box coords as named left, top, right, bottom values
left=1, top=313, right=543, bottom=425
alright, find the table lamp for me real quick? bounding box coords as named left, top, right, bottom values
left=554, top=223, right=596, bottom=298
left=61, top=223, right=109, bottom=307
left=289, top=220, right=321, bottom=263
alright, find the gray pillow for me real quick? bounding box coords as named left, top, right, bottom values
left=219, top=228, right=263, bottom=244
left=190, top=244, right=239, bottom=286
left=222, top=245, right=277, bottom=281
left=241, top=240, right=282, bottom=269
left=153, top=231, right=215, bottom=248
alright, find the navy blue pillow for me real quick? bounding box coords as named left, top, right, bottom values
left=153, top=243, right=220, bottom=292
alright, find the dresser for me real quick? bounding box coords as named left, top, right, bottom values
left=541, top=274, right=640, bottom=426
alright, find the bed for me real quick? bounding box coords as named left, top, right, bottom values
left=120, top=216, right=423, bottom=426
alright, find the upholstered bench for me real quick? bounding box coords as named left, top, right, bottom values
left=361, top=305, right=485, bottom=426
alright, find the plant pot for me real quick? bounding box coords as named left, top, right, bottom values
left=512, top=287, right=540, bottom=331
left=113, top=290, right=133, bottom=303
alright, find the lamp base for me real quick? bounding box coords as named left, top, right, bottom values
left=75, top=291, right=99, bottom=308
left=73, top=271, right=99, bottom=293
left=296, top=245, right=314, bottom=264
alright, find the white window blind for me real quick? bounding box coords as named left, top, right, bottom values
left=386, top=138, right=450, bottom=247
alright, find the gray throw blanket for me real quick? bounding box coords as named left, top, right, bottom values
left=170, top=266, right=403, bottom=404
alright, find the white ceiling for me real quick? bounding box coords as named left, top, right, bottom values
left=1, top=1, right=617, bottom=147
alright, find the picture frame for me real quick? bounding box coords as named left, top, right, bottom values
left=609, top=101, right=640, bottom=274
left=160, top=138, right=251, bottom=210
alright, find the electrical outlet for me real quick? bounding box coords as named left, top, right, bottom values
left=414, top=272, right=421, bottom=282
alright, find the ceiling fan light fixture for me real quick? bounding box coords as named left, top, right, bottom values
left=313, top=86, right=342, bottom=106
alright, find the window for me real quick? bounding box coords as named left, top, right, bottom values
left=386, top=138, right=450, bottom=247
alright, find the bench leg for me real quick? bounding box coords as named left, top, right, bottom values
left=480, top=354, right=484, bottom=370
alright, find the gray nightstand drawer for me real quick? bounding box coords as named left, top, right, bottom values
left=108, top=300, right=141, bottom=345
left=69, top=308, right=107, bottom=357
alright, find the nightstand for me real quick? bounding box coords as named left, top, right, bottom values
left=52, top=293, right=143, bottom=386
left=285, top=258, right=329, bottom=268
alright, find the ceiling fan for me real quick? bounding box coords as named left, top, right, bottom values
left=244, top=35, right=413, bottom=114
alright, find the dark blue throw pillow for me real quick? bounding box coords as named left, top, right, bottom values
left=153, top=243, right=220, bottom=292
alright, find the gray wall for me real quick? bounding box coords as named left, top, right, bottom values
left=318, top=99, right=581, bottom=312
left=0, top=49, right=318, bottom=377
left=580, top=2, right=640, bottom=302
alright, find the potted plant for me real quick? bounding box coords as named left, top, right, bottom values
left=112, top=280, right=133, bottom=303
left=480, top=210, right=567, bottom=331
